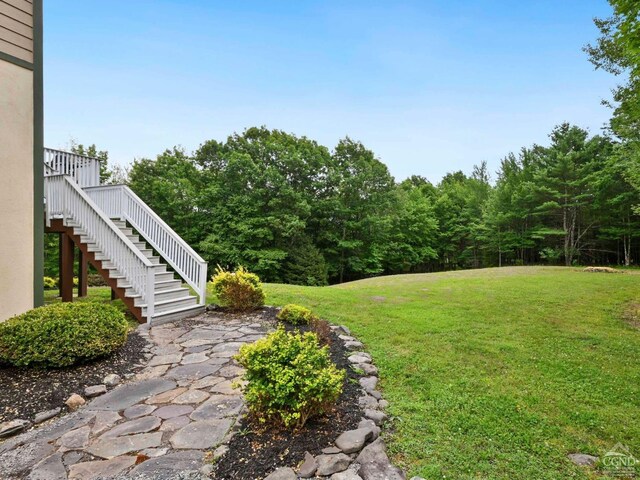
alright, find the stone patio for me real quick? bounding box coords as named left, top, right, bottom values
left=0, top=311, right=269, bottom=480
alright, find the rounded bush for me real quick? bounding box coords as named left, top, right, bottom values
left=211, top=266, right=265, bottom=311
left=235, top=327, right=345, bottom=429
left=0, top=303, right=129, bottom=368
left=88, top=273, right=108, bottom=287
left=43, top=276, right=57, bottom=289
left=276, top=304, right=317, bottom=325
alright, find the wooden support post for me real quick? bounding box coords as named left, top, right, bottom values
left=111, top=288, right=117, bottom=301
left=60, top=233, right=74, bottom=302
left=57, top=234, right=63, bottom=297
left=78, top=250, right=88, bottom=297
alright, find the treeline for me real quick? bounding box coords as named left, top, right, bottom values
left=119, top=123, right=639, bottom=285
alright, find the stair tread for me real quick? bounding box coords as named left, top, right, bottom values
left=127, top=287, right=188, bottom=295
left=134, top=295, right=197, bottom=307
left=150, top=304, right=205, bottom=320
left=119, top=279, right=180, bottom=289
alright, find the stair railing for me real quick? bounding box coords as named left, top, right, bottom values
left=45, top=175, right=156, bottom=320
left=84, top=184, right=208, bottom=305
left=44, top=148, right=101, bottom=188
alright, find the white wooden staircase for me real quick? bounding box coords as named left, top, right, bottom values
left=43, top=148, right=207, bottom=324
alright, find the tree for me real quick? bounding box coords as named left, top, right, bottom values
left=531, top=124, right=611, bottom=266
left=282, top=238, right=329, bottom=286
left=433, top=166, right=490, bottom=269
left=69, top=141, right=111, bottom=183
left=195, top=127, right=331, bottom=282
left=594, top=150, right=640, bottom=265
left=479, top=151, right=540, bottom=266
left=128, top=147, right=203, bottom=246
left=68, top=141, right=131, bottom=185
left=319, top=138, right=395, bottom=282
left=585, top=2, right=640, bottom=201
left=384, top=181, right=438, bottom=273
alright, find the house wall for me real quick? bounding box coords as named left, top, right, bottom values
left=0, top=0, right=34, bottom=64
left=0, top=59, right=34, bottom=320
left=0, top=0, right=42, bottom=321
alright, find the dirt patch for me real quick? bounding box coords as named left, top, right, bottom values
left=370, top=296, right=387, bottom=302
left=623, top=303, right=640, bottom=330
left=211, top=322, right=363, bottom=480
left=0, top=331, right=147, bottom=424
left=583, top=266, right=624, bottom=274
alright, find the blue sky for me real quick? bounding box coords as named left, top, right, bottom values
left=44, top=1, right=616, bottom=182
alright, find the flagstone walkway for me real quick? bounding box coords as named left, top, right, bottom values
left=0, top=311, right=269, bottom=480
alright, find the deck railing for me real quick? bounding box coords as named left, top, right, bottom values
left=45, top=175, right=156, bottom=319
left=44, top=147, right=101, bottom=188
left=84, top=184, right=208, bottom=305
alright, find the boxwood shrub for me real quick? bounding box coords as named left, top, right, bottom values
left=43, top=277, right=79, bottom=289
left=235, top=327, right=345, bottom=429
left=276, top=304, right=317, bottom=325
left=211, top=266, right=265, bottom=311
left=0, top=303, right=129, bottom=368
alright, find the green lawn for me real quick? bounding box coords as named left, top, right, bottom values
left=56, top=267, right=640, bottom=478
left=258, top=267, right=640, bottom=480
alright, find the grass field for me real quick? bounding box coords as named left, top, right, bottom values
left=261, top=267, right=640, bottom=479
left=50, top=267, right=640, bottom=478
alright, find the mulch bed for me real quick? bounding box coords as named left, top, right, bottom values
left=212, top=313, right=363, bottom=480
left=0, top=331, right=147, bottom=424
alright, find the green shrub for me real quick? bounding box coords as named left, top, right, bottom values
left=283, top=240, right=329, bottom=286
left=43, top=277, right=79, bottom=289
left=211, top=266, right=265, bottom=311
left=88, top=273, right=107, bottom=287
left=0, top=303, right=129, bottom=368
left=235, top=327, right=345, bottom=429
left=277, top=304, right=317, bottom=325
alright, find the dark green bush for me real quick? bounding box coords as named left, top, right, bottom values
left=88, top=273, right=108, bottom=287
left=235, top=327, right=345, bottom=429
left=282, top=240, right=329, bottom=286
left=211, top=266, right=265, bottom=311
left=0, top=303, right=129, bottom=368
left=276, top=304, right=317, bottom=325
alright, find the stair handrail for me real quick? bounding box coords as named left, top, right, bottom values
left=45, top=175, right=156, bottom=319
left=84, top=184, right=208, bottom=305
left=44, top=147, right=101, bottom=188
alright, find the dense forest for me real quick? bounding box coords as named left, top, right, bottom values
left=45, top=0, right=640, bottom=285
left=61, top=121, right=634, bottom=286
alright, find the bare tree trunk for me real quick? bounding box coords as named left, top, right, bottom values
left=339, top=225, right=346, bottom=283
left=624, top=215, right=631, bottom=266
left=498, top=227, right=502, bottom=267
left=563, top=192, right=571, bottom=266
left=624, top=235, right=631, bottom=266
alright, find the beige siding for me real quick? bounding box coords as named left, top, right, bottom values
left=0, top=0, right=33, bottom=63
left=0, top=58, right=34, bottom=321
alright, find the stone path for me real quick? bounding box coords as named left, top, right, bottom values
left=0, top=312, right=268, bottom=480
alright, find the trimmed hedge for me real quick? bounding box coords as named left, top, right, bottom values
left=211, top=266, right=265, bottom=311
left=235, top=327, right=345, bottom=429
left=0, top=303, right=129, bottom=368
